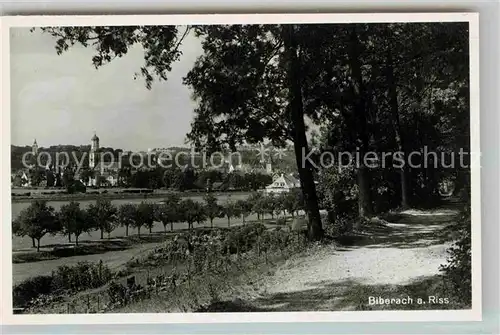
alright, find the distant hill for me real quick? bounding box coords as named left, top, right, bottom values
left=10, top=144, right=124, bottom=172
left=10, top=144, right=297, bottom=173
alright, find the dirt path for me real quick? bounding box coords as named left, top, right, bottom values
left=12, top=241, right=162, bottom=285
left=241, top=208, right=458, bottom=311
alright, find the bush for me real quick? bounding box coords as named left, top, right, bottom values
left=67, top=181, right=87, bottom=194
left=107, top=281, right=128, bottom=306
left=324, top=213, right=353, bottom=238
left=51, top=261, right=113, bottom=292
left=11, top=192, right=31, bottom=197
left=276, top=217, right=287, bottom=226
left=439, top=205, right=471, bottom=306
left=13, top=275, right=53, bottom=307
left=123, top=189, right=141, bottom=194
left=12, top=261, right=113, bottom=308
left=141, top=223, right=277, bottom=267
left=222, top=223, right=267, bottom=253
left=317, top=166, right=357, bottom=218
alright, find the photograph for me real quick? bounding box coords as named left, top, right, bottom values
left=1, top=13, right=480, bottom=323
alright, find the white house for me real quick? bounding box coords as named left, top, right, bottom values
left=265, top=173, right=301, bottom=194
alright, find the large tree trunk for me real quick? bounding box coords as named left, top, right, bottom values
left=32, top=237, right=36, bottom=248
left=75, top=235, right=79, bottom=246
left=282, top=24, right=323, bottom=241
left=386, top=51, right=410, bottom=209
left=36, top=238, right=41, bottom=252
left=347, top=26, right=373, bottom=219
left=68, top=232, right=72, bottom=243
left=125, top=224, right=129, bottom=236
left=100, top=228, right=104, bottom=239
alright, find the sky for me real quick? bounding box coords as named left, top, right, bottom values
left=10, top=27, right=203, bottom=152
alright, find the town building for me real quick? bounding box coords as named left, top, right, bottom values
left=85, top=132, right=120, bottom=187
left=32, top=138, right=38, bottom=156
left=12, top=140, right=41, bottom=187
left=265, top=173, right=301, bottom=194
left=89, top=132, right=99, bottom=169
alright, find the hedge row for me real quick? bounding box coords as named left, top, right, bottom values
left=13, top=261, right=113, bottom=308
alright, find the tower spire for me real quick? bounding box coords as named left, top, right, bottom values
left=32, top=138, right=39, bottom=155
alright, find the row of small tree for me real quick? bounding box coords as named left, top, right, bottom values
left=12, top=190, right=305, bottom=251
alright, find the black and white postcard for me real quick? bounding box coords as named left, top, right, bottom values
left=1, top=13, right=481, bottom=324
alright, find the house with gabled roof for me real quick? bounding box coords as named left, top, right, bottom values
left=265, top=173, right=301, bottom=194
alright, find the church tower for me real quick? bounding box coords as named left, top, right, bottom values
left=89, top=132, right=99, bottom=169
left=32, top=139, right=38, bottom=156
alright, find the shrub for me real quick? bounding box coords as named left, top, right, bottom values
left=141, top=223, right=276, bottom=267
left=123, top=189, right=141, bottom=194
left=317, top=167, right=357, bottom=212
left=439, top=205, right=471, bottom=306
left=51, top=261, right=112, bottom=292
left=276, top=217, right=287, bottom=226
left=67, top=181, right=87, bottom=194
left=12, top=261, right=113, bottom=308
left=11, top=192, right=31, bottom=197
left=107, top=281, right=128, bottom=306
left=12, top=275, right=53, bottom=307
left=222, top=223, right=267, bottom=253
left=324, top=212, right=353, bottom=238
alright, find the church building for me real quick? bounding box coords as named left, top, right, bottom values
left=85, top=132, right=120, bottom=187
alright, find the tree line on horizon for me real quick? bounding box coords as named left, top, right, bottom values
left=12, top=164, right=275, bottom=193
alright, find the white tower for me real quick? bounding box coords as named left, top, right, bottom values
left=32, top=139, right=38, bottom=156
left=89, top=132, right=100, bottom=169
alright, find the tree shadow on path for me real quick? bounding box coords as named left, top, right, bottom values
left=335, top=208, right=459, bottom=250
left=198, top=275, right=465, bottom=312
